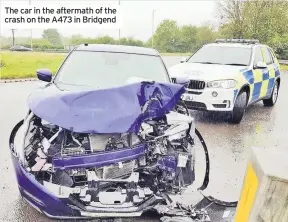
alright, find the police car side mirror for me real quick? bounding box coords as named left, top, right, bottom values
left=255, top=61, right=267, bottom=69
left=180, top=57, right=187, bottom=63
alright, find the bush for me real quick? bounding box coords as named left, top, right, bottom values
left=267, top=34, right=288, bottom=60
left=274, top=44, right=288, bottom=60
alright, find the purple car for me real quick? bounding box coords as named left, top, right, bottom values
left=9, top=44, right=198, bottom=219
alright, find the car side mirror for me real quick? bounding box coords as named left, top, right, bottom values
left=255, top=61, right=267, bottom=69
left=180, top=57, right=187, bottom=63
left=36, top=69, right=52, bottom=82
left=172, top=76, right=189, bottom=85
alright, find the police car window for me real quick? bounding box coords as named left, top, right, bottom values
left=253, top=47, right=264, bottom=66
left=268, top=48, right=275, bottom=63
left=262, top=47, right=273, bottom=65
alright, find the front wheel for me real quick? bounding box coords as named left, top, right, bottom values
left=263, top=81, right=279, bottom=106
left=230, top=91, right=247, bottom=124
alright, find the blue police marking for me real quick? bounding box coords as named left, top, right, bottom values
left=242, top=70, right=254, bottom=84
left=252, top=82, right=262, bottom=102
left=262, top=71, right=269, bottom=81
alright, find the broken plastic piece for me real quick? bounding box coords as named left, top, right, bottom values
left=177, top=154, right=188, bottom=168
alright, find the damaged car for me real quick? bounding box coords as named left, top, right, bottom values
left=9, top=44, right=212, bottom=220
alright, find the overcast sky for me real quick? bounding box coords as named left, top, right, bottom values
left=1, top=0, right=218, bottom=41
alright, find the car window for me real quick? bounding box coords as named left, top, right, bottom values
left=253, top=47, right=264, bottom=67
left=262, top=47, right=273, bottom=65
left=186, top=45, right=252, bottom=66
left=268, top=48, right=275, bottom=63
left=55, top=51, right=170, bottom=89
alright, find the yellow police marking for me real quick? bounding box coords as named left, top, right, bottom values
left=252, top=69, right=262, bottom=83
left=237, top=72, right=254, bottom=102
left=234, top=163, right=259, bottom=222
left=269, top=65, right=276, bottom=78
left=248, top=84, right=254, bottom=103
left=260, top=79, right=269, bottom=98
left=236, top=72, right=247, bottom=89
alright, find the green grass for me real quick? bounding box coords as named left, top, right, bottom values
left=0, top=51, right=65, bottom=79
left=0, top=51, right=287, bottom=79
left=281, top=64, right=288, bottom=71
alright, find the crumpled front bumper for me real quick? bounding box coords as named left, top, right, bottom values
left=10, top=154, right=83, bottom=219
left=9, top=121, right=154, bottom=219
left=10, top=150, right=163, bottom=219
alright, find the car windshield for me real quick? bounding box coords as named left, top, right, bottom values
left=54, top=51, right=170, bottom=89
left=187, top=45, right=252, bottom=66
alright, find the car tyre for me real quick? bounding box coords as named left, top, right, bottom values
left=230, top=91, right=247, bottom=124
left=263, top=81, right=279, bottom=106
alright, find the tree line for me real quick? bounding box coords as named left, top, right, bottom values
left=1, top=0, right=287, bottom=59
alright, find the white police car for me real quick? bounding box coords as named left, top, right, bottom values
left=169, top=39, right=281, bottom=123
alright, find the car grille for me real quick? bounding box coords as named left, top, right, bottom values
left=185, top=101, right=207, bottom=110
left=188, top=80, right=205, bottom=90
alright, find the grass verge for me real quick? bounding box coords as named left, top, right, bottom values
left=0, top=51, right=65, bottom=79
left=281, top=64, right=288, bottom=71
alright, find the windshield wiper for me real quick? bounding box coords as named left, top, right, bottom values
left=224, top=63, right=247, bottom=66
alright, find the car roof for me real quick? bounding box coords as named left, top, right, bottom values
left=74, top=44, right=160, bottom=56
left=204, top=43, right=268, bottom=49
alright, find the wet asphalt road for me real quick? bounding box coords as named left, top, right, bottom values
left=0, top=56, right=287, bottom=222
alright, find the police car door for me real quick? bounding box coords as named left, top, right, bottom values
left=261, top=47, right=278, bottom=97
left=252, top=46, right=266, bottom=101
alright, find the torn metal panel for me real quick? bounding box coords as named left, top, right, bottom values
left=52, top=144, right=145, bottom=170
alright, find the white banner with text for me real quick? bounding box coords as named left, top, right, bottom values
left=1, top=1, right=122, bottom=29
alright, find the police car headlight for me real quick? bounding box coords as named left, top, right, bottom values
left=207, top=80, right=236, bottom=89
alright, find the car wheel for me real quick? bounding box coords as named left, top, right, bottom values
left=230, top=91, right=247, bottom=124
left=263, top=81, right=279, bottom=106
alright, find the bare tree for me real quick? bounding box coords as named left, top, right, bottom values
left=217, top=0, right=246, bottom=38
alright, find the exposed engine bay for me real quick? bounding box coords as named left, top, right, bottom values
left=11, top=101, right=211, bottom=219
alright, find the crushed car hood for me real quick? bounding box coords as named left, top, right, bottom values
left=27, top=81, right=186, bottom=134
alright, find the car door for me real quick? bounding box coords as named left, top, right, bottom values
left=261, top=47, right=278, bottom=98
left=251, top=46, right=266, bottom=102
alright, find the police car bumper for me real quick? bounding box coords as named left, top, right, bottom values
left=182, top=88, right=236, bottom=111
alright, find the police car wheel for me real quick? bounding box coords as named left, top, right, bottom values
left=263, top=81, right=279, bottom=106
left=230, top=91, right=247, bottom=124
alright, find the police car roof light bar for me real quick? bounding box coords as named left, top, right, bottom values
left=215, top=39, right=259, bottom=44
